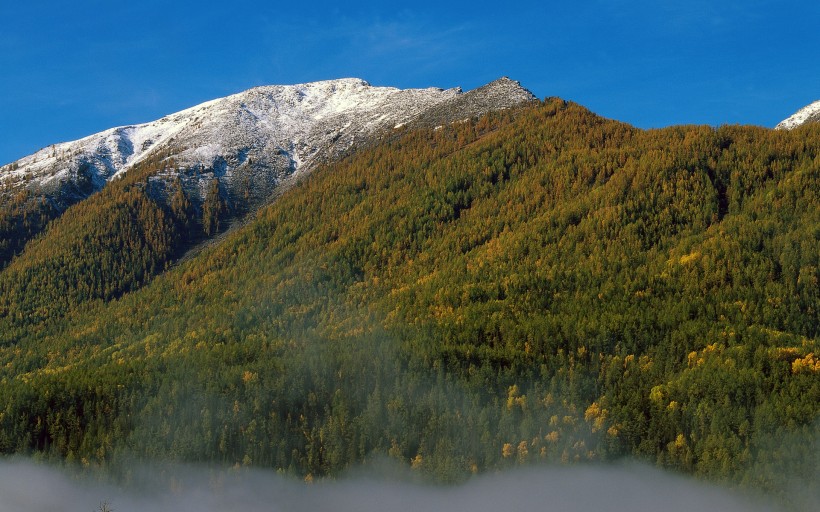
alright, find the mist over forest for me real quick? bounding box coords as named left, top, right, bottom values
left=0, top=458, right=804, bottom=512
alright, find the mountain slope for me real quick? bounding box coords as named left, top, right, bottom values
left=0, top=100, right=817, bottom=506
left=0, top=78, right=536, bottom=269
left=0, top=78, right=535, bottom=331
left=0, top=78, right=534, bottom=204
left=776, top=99, right=820, bottom=129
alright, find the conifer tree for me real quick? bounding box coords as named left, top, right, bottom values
left=202, top=178, right=224, bottom=236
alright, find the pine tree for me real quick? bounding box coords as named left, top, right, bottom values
left=202, top=178, right=224, bottom=236
left=170, top=178, right=192, bottom=231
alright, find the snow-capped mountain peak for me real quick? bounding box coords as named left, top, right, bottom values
left=775, top=99, right=820, bottom=130
left=0, top=77, right=536, bottom=212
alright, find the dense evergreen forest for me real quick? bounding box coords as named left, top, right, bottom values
left=0, top=99, right=817, bottom=506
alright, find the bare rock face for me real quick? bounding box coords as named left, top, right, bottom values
left=0, top=78, right=537, bottom=214
left=776, top=100, right=820, bottom=130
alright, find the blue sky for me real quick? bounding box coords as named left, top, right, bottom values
left=2, top=1, right=819, bottom=165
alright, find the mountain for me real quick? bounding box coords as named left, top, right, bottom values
left=0, top=91, right=817, bottom=509
left=0, top=77, right=535, bottom=268
left=0, top=78, right=534, bottom=209
left=776, top=99, right=820, bottom=129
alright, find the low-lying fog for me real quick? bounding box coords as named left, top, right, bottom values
left=2, top=458, right=809, bottom=512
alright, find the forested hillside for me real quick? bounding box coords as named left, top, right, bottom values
left=0, top=99, right=817, bottom=505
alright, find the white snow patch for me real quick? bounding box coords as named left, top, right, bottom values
left=776, top=99, right=820, bottom=130
left=1, top=77, right=533, bottom=205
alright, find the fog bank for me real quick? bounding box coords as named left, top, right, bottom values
left=0, top=458, right=799, bottom=512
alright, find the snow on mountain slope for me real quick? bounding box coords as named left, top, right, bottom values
left=776, top=99, right=820, bottom=130
left=0, top=78, right=535, bottom=210
left=413, top=77, right=536, bottom=128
